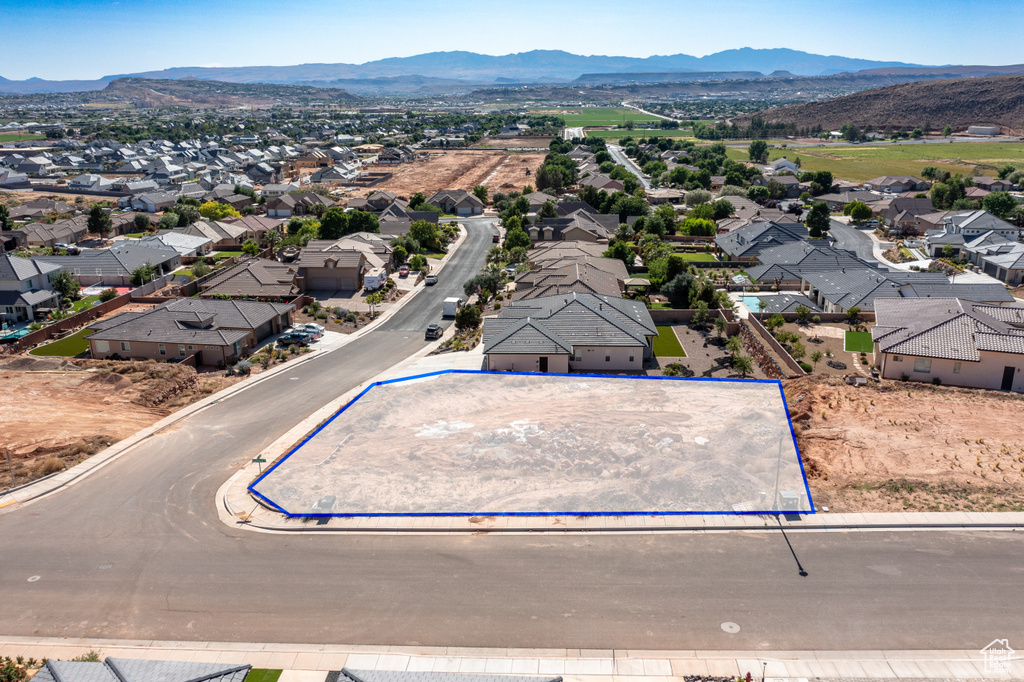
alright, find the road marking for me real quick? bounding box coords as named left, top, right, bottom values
left=721, top=621, right=740, bottom=633
left=98, top=564, right=112, bottom=570
left=27, top=575, right=40, bottom=582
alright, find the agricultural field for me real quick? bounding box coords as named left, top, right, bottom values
left=585, top=129, right=696, bottom=140
left=725, top=140, right=1024, bottom=183
left=0, top=132, right=44, bottom=142
left=531, top=107, right=662, bottom=127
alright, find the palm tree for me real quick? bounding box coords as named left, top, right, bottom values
left=725, top=335, right=743, bottom=358
left=733, top=355, right=753, bottom=378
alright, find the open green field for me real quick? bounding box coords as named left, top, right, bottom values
left=725, top=141, right=1024, bottom=183
left=543, top=107, right=662, bottom=127
left=69, top=295, right=100, bottom=314
left=653, top=326, right=687, bottom=357
left=585, top=129, right=696, bottom=140
left=0, top=132, right=44, bottom=142
left=845, top=330, right=874, bottom=353
left=28, top=328, right=93, bottom=357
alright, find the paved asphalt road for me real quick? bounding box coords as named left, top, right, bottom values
left=608, top=144, right=651, bottom=190
left=828, top=219, right=879, bottom=263
left=2, top=217, right=1023, bottom=651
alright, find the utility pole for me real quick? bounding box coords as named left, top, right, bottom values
left=4, top=448, right=15, bottom=487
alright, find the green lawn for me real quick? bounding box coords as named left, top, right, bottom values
left=725, top=140, right=1024, bottom=183
left=69, top=295, right=100, bottom=313
left=28, top=328, right=93, bottom=357
left=677, top=252, right=718, bottom=262
left=123, top=231, right=148, bottom=239
left=213, top=251, right=244, bottom=259
left=845, top=330, right=874, bottom=353
left=0, top=132, right=44, bottom=142
left=653, top=326, right=687, bottom=357
left=584, top=129, right=696, bottom=140
left=243, top=671, right=281, bottom=682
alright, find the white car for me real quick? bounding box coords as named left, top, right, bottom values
left=295, top=323, right=325, bottom=337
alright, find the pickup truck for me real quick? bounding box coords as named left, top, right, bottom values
left=398, top=265, right=410, bottom=277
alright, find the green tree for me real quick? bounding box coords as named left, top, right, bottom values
left=318, top=206, right=350, bottom=240
left=539, top=200, right=558, bottom=219
left=732, top=355, right=753, bottom=378
left=504, top=225, right=531, bottom=251
left=365, top=290, right=384, bottom=318
left=795, top=305, right=810, bottom=323
left=661, top=272, right=694, bottom=307
left=810, top=350, right=824, bottom=369
left=997, top=164, right=1016, bottom=180
left=746, top=185, right=769, bottom=202
left=473, top=185, right=489, bottom=205
left=692, top=301, right=710, bottom=328
left=0, top=204, right=9, bottom=231
left=87, top=205, right=113, bottom=237
left=51, top=269, right=80, bottom=303
left=846, top=306, right=862, bottom=325
left=347, top=210, right=380, bottom=235
left=982, top=191, right=1017, bottom=219
left=748, top=139, right=769, bottom=164
left=943, top=124, right=953, bottom=137
left=725, top=335, right=743, bottom=357
left=790, top=341, right=806, bottom=361
left=463, top=271, right=504, bottom=302
left=714, top=314, right=727, bottom=338
left=806, top=202, right=831, bottom=238
left=199, top=201, right=241, bottom=221
left=409, top=254, right=427, bottom=271
left=392, top=244, right=408, bottom=264
left=264, top=229, right=282, bottom=249
left=130, top=262, right=157, bottom=286
left=158, top=212, right=179, bottom=230
left=455, top=304, right=482, bottom=332
left=192, top=260, right=212, bottom=279
left=241, top=239, right=260, bottom=256
left=765, top=313, right=785, bottom=333
left=848, top=201, right=873, bottom=222
left=942, top=243, right=955, bottom=259
left=133, top=213, right=151, bottom=232
left=603, top=240, right=635, bottom=266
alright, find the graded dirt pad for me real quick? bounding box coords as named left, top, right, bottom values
left=785, top=375, right=1024, bottom=512
left=252, top=372, right=808, bottom=516
left=471, top=136, right=555, bottom=148
left=361, top=151, right=545, bottom=197
left=0, top=357, right=240, bottom=492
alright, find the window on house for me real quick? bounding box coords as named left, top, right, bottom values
left=120, top=341, right=130, bottom=352
left=178, top=345, right=186, bottom=356
left=158, top=344, right=166, bottom=356
left=629, top=352, right=635, bottom=363
left=914, top=358, right=932, bottom=373
left=605, top=353, right=611, bottom=363
left=892, top=355, right=902, bottom=362
left=95, top=340, right=109, bottom=353
left=953, top=362, right=962, bottom=374
left=187, top=345, right=196, bottom=351
left=207, top=346, right=218, bottom=350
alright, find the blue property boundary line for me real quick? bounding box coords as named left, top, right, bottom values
left=248, top=370, right=815, bottom=518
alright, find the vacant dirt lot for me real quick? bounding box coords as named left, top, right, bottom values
left=785, top=375, right=1024, bottom=512
left=0, top=357, right=239, bottom=492
left=361, top=151, right=545, bottom=197
left=471, top=136, right=555, bottom=148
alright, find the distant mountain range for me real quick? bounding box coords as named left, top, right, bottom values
left=0, top=49, right=1022, bottom=97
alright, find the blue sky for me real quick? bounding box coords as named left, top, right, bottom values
left=2, top=0, right=1023, bottom=80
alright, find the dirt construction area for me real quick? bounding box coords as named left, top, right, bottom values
left=0, top=356, right=240, bottom=492
left=361, top=150, right=545, bottom=197
left=786, top=375, right=1024, bottom=513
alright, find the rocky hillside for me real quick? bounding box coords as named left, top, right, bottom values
left=102, top=77, right=359, bottom=108
left=735, top=75, right=1024, bottom=134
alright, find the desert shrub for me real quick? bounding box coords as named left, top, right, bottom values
left=34, top=457, right=65, bottom=477
left=98, top=288, right=118, bottom=302
left=315, top=310, right=328, bottom=320
left=799, top=362, right=813, bottom=372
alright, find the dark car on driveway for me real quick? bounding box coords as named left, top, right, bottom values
left=424, top=323, right=443, bottom=340
left=277, top=331, right=312, bottom=347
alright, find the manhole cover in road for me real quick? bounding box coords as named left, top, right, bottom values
left=27, top=575, right=40, bottom=582
left=721, top=621, right=740, bottom=633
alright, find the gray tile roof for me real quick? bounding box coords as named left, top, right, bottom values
left=747, top=293, right=821, bottom=313
left=0, top=288, right=60, bottom=307
left=35, top=243, right=180, bottom=276
left=33, top=657, right=249, bottom=682
left=714, top=220, right=808, bottom=259
left=484, top=292, right=655, bottom=355
left=874, top=298, right=1024, bottom=361
left=87, top=298, right=292, bottom=346
left=746, top=243, right=869, bottom=282
left=0, top=252, right=62, bottom=282
left=200, top=257, right=299, bottom=298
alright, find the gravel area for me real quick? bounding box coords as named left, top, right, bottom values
left=646, top=324, right=768, bottom=380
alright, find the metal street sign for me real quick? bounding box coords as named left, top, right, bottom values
left=252, top=455, right=267, bottom=473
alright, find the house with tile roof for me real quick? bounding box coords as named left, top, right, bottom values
left=87, top=298, right=293, bottom=366
left=34, top=242, right=181, bottom=286
left=873, top=298, right=1024, bottom=391
left=198, top=257, right=300, bottom=300
left=714, top=220, right=809, bottom=261
left=863, top=176, right=928, bottom=193
left=0, top=253, right=62, bottom=323
left=512, top=261, right=624, bottom=301
left=135, top=231, right=213, bottom=257
left=426, top=189, right=484, bottom=216
left=483, top=292, right=656, bottom=373
left=294, top=236, right=390, bottom=291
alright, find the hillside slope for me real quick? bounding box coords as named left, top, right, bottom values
left=102, top=77, right=359, bottom=107
left=736, top=75, right=1024, bottom=134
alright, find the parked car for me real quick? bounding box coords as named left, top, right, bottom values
left=398, top=265, right=410, bottom=277
left=277, top=331, right=311, bottom=347
left=295, top=323, right=325, bottom=338
left=492, top=234, right=500, bottom=243
left=424, top=274, right=438, bottom=286
left=424, top=323, right=443, bottom=340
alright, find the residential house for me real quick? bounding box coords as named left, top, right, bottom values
left=35, top=242, right=181, bottom=286
left=973, top=176, right=1013, bottom=192
left=222, top=214, right=286, bottom=244
left=578, top=174, right=624, bottom=193
left=0, top=253, right=62, bottom=323
left=14, top=218, right=89, bottom=248
left=294, top=239, right=385, bottom=291
left=137, top=191, right=179, bottom=213
left=873, top=298, right=1024, bottom=391
left=347, top=190, right=401, bottom=212
left=863, top=176, right=929, bottom=193
left=942, top=210, right=1018, bottom=239
left=87, top=298, right=293, bottom=366
left=512, top=260, right=624, bottom=301
left=177, top=221, right=251, bottom=249
left=31, top=657, right=249, bottom=682
left=426, top=189, right=484, bottom=216
left=260, top=183, right=299, bottom=198
left=136, top=232, right=213, bottom=257
left=483, top=292, right=657, bottom=373
left=523, top=191, right=558, bottom=212
left=814, top=190, right=882, bottom=212
left=646, top=188, right=685, bottom=205
left=714, top=220, right=809, bottom=261
left=67, top=173, right=114, bottom=192
left=769, top=175, right=802, bottom=198
left=527, top=210, right=622, bottom=243
left=266, top=192, right=332, bottom=218
left=767, top=158, right=799, bottom=174
left=198, top=258, right=300, bottom=300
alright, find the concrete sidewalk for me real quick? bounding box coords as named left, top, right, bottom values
left=0, top=636, right=1018, bottom=680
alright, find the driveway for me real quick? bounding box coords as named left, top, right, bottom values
left=828, top=219, right=878, bottom=263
